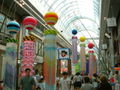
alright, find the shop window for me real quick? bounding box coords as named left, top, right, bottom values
left=0, top=13, right=5, bottom=32
left=0, top=13, right=11, bottom=34
left=4, top=18, right=11, bottom=34
left=36, top=39, right=43, bottom=57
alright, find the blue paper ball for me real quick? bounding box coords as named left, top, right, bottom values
left=7, top=21, right=20, bottom=34
left=72, top=29, right=77, bottom=35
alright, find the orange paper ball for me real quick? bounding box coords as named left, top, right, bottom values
left=44, top=12, right=58, bottom=26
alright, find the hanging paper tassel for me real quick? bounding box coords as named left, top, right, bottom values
left=21, top=36, right=35, bottom=76
left=80, top=43, right=86, bottom=72
left=89, top=50, right=97, bottom=78
left=72, top=36, right=78, bottom=64
left=4, top=41, right=17, bottom=90
left=44, top=30, right=57, bottom=90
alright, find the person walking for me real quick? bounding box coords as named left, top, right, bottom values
left=115, top=72, right=120, bottom=90
left=73, top=72, right=82, bottom=90
left=81, top=77, right=94, bottom=90
left=59, top=72, right=70, bottom=90
left=92, top=73, right=100, bottom=89
left=97, top=75, right=112, bottom=90
left=0, top=80, right=3, bottom=90
left=20, top=68, right=36, bottom=90
left=37, top=78, right=45, bottom=90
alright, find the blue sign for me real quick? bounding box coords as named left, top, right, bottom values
left=57, top=48, right=70, bottom=60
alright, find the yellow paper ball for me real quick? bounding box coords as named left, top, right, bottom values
left=80, top=37, right=86, bottom=42
left=44, top=12, right=58, bottom=26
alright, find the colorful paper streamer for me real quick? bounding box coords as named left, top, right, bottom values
left=89, top=51, right=97, bottom=78
left=3, top=43, right=17, bottom=90
left=21, top=41, right=35, bottom=76
left=80, top=44, right=86, bottom=72
left=44, top=34, right=57, bottom=90
left=72, top=36, right=78, bottom=64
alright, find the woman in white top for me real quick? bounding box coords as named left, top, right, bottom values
left=60, top=72, right=70, bottom=90
left=81, top=77, right=94, bottom=90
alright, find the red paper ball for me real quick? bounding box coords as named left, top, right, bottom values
left=88, top=43, right=94, bottom=49
left=23, top=16, right=37, bottom=30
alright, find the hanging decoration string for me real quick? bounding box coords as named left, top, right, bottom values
left=0, top=0, right=5, bottom=12
left=13, top=3, right=17, bottom=20
left=7, top=1, right=15, bottom=17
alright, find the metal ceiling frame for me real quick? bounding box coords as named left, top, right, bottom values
left=30, top=0, right=100, bottom=33
left=58, top=16, right=99, bottom=33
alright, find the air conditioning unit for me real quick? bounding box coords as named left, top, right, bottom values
left=107, top=17, right=117, bottom=27
left=102, top=44, right=107, bottom=49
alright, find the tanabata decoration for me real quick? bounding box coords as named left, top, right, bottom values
left=21, top=36, right=35, bottom=76
left=23, top=16, right=37, bottom=30
left=44, top=12, right=58, bottom=26
left=3, top=40, right=17, bottom=90
left=7, top=21, right=20, bottom=34
left=72, top=36, right=78, bottom=64
left=72, top=29, right=77, bottom=35
left=80, top=36, right=86, bottom=42
left=88, top=50, right=96, bottom=78
left=88, top=43, right=94, bottom=49
left=43, top=30, right=57, bottom=90
left=43, top=11, right=58, bottom=90
left=80, top=37, right=86, bottom=72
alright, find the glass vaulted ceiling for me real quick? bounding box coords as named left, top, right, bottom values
left=28, top=0, right=100, bottom=47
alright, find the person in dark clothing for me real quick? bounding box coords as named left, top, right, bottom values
left=73, top=72, right=82, bottom=90
left=97, top=75, right=112, bottom=90
left=81, top=77, right=94, bottom=90
left=20, top=68, right=36, bottom=90
left=0, top=80, right=3, bottom=90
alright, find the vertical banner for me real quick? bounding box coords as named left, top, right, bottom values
left=44, top=34, right=57, bottom=90
left=72, top=36, right=78, bottom=64
left=4, top=43, right=17, bottom=90
left=80, top=44, right=86, bottom=72
left=21, top=41, right=35, bottom=76
left=89, top=51, right=97, bottom=78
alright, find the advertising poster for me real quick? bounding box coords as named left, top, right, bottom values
left=58, top=48, right=70, bottom=60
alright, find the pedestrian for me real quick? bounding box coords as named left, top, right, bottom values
left=59, top=72, right=70, bottom=90
left=73, top=72, right=82, bottom=90
left=33, top=69, right=41, bottom=88
left=0, top=80, right=3, bottom=90
left=81, top=76, right=94, bottom=90
left=36, top=87, right=41, bottom=90
left=37, top=78, right=45, bottom=90
left=20, top=68, right=36, bottom=90
left=97, top=75, right=112, bottom=90
left=115, top=72, right=120, bottom=90
left=92, top=73, right=100, bottom=89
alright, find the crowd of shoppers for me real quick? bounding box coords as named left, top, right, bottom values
left=57, top=71, right=120, bottom=90
left=1, top=67, right=120, bottom=90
